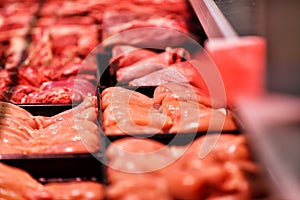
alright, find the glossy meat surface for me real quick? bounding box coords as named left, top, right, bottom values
left=116, top=48, right=190, bottom=83
left=100, top=83, right=236, bottom=135
left=106, top=135, right=262, bottom=200
left=0, top=163, right=105, bottom=200
left=0, top=95, right=99, bottom=154
left=101, top=87, right=172, bottom=135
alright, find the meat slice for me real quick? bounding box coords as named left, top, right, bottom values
left=43, top=182, right=105, bottom=200
left=153, top=83, right=236, bottom=133
left=129, top=67, right=188, bottom=86
left=0, top=163, right=105, bottom=200
left=0, top=100, right=37, bottom=128
left=31, top=119, right=99, bottom=154
left=129, top=60, right=207, bottom=90
left=101, top=87, right=153, bottom=111
left=0, top=163, right=43, bottom=200
left=109, top=45, right=158, bottom=74
left=1, top=36, right=27, bottom=69
left=10, top=78, right=96, bottom=104
left=102, top=11, right=189, bottom=47
left=17, top=65, right=49, bottom=87
left=116, top=47, right=190, bottom=83
left=106, top=138, right=174, bottom=172
left=106, top=173, right=172, bottom=200
left=101, top=87, right=172, bottom=135
left=165, top=134, right=259, bottom=200
left=0, top=96, right=99, bottom=154
left=153, top=82, right=213, bottom=108
left=167, top=101, right=237, bottom=133
left=34, top=95, right=97, bottom=128
left=106, top=138, right=174, bottom=199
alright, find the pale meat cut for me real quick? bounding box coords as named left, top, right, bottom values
left=128, top=67, right=188, bottom=86
left=106, top=135, right=264, bottom=200
left=153, top=82, right=213, bottom=108
left=0, top=95, right=99, bottom=154
left=109, top=45, right=158, bottom=74
left=155, top=83, right=236, bottom=133
left=129, top=60, right=208, bottom=90
left=116, top=47, right=190, bottom=83
left=0, top=163, right=105, bottom=200
left=106, top=138, right=173, bottom=200
left=100, top=83, right=236, bottom=135
left=101, top=87, right=172, bottom=135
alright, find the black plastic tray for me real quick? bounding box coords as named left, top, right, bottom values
left=0, top=152, right=105, bottom=184
left=18, top=103, right=77, bottom=116
left=103, top=130, right=240, bottom=147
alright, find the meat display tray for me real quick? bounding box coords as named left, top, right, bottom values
left=0, top=0, right=250, bottom=195
left=0, top=153, right=105, bottom=184
left=97, top=85, right=241, bottom=146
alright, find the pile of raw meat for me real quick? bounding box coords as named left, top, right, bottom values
left=0, top=134, right=267, bottom=200
left=106, top=134, right=267, bottom=200
left=101, top=82, right=237, bottom=135
left=109, top=45, right=201, bottom=86
left=0, top=0, right=199, bottom=104
left=0, top=95, right=99, bottom=154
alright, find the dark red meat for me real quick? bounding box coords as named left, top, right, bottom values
left=102, top=10, right=189, bottom=47
left=10, top=78, right=95, bottom=104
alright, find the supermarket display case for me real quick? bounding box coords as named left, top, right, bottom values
left=2, top=0, right=293, bottom=199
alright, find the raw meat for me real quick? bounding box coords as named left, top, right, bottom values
left=9, top=78, right=96, bottom=104
left=106, top=138, right=174, bottom=172
left=0, top=95, right=99, bottom=154
left=109, top=45, right=158, bottom=74
left=106, top=135, right=264, bottom=199
left=106, top=173, right=171, bottom=200
left=116, top=47, right=190, bottom=83
left=101, top=87, right=172, bottom=134
left=100, top=84, right=236, bottom=135
left=0, top=2, right=100, bottom=104
left=0, top=163, right=43, bottom=200
left=102, top=10, right=189, bottom=47
left=165, top=134, right=259, bottom=200
left=42, top=182, right=105, bottom=200
left=129, top=60, right=207, bottom=90
left=128, top=67, right=188, bottom=86
left=0, top=36, right=27, bottom=69
left=0, top=163, right=105, bottom=200
left=153, top=82, right=213, bottom=108
left=0, top=0, right=200, bottom=103
left=0, top=70, right=13, bottom=101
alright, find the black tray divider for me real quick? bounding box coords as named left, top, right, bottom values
left=97, top=86, right=109, bottom=187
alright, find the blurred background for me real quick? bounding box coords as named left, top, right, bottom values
left=216, top=0, right=300, bottom=199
